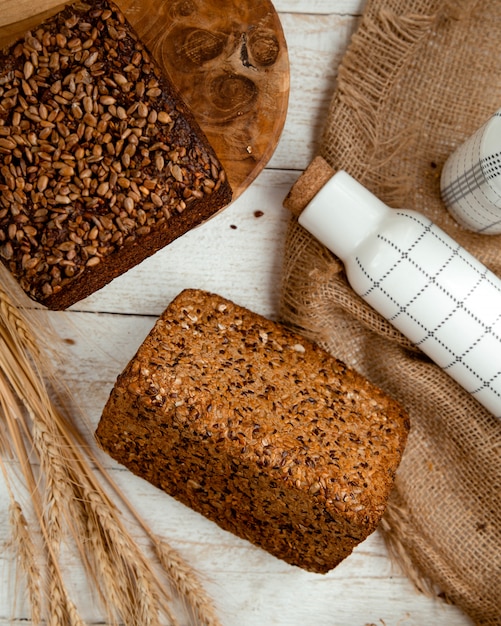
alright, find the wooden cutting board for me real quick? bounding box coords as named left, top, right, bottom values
left=0, top=0, right=289, bottom=199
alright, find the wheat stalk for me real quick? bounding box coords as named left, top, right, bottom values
left=8, top=500, right=43, bottom=624
left=153, top=538, right=222, bottom=626
left=0, top=268, right=222, bottom=626
left=1, top=464, right=43, bottom=626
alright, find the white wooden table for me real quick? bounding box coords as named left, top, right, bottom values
left=0, top=1, right=474, bottom=624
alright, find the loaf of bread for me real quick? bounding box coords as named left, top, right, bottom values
left=0, top=1, right=231, bottom=309
left=96, top=289, right=409, bottom=573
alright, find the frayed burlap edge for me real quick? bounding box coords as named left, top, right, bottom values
left=321, top=6, right=436, bottom=203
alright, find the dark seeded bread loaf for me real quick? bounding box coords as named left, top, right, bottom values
left=95, top=289, right=409, bottom=573
left=0, top=1, right=231, bottom=310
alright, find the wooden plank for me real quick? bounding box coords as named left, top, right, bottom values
left=274, top=0, right=366, bottom=14
left=269, top=12, right=359, bottom=172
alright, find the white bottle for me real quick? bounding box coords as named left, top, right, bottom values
left=298, top=170, right=501, bottom=418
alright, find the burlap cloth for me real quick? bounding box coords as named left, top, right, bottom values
left=279, top=1, right=501, bottom=624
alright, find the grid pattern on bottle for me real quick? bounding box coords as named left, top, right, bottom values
left=441, top=159, right=481, bottom=207
left=441, top=155, right=501, bottom=208
left=441, top=111, right=501, bottom=219
left=355, top=212, right=501, bottom=415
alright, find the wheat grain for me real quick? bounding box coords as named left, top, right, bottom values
left=84, top=502, right=150, bottom=626
left=4, top=491, right=42, bottom=624
left=47, top=560, right=86, bottom=626
left=154, top=538, right=222, bottom=626
left=76, top=481, right=180, bottom=626
left=134, top=571, right=163, bottom=626
left=0, top=290, right=40, bottom=359
left=84, top=513, right=125, bottom=625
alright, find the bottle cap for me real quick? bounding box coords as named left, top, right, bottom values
left=298, top=170, right=388, bottom=261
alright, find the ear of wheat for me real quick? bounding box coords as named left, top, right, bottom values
left=0, top=266, right=221, bottom=626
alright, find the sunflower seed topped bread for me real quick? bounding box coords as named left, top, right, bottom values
left=0, top=1, right=231, bottom=310
left=95, top=289, right=409, bottom=573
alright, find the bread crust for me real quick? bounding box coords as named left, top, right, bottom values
left=0, top=1, right=232, bottom=309
left=96, top=289, right=409, bottom=573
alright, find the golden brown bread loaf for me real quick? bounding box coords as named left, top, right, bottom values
left=95, top=289, right=409, bottom=573
left=0, top=1, right=231, bottom=309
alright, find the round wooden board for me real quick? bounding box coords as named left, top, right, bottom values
left=0, top=0, right=290, bottom=199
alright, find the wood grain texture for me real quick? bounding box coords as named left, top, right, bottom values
left=0, top=1, right=475, bottom=624
left=120, top=0, right=289, bottom=197
left=274, top=0, right=366, bottom=13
